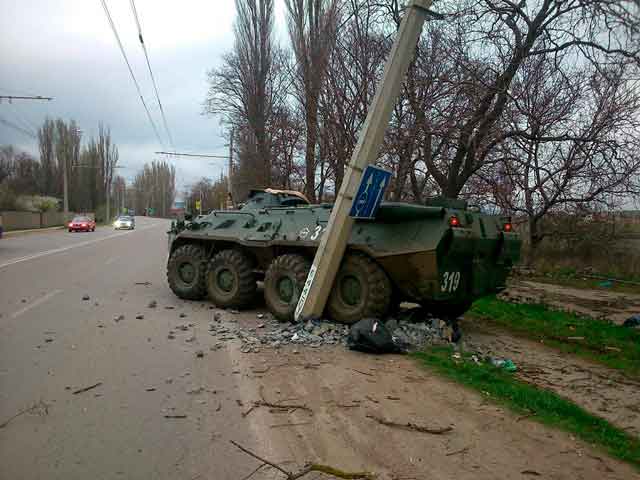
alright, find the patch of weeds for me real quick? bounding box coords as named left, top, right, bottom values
left=414, top=347, right=640, bottom=469
left=468, top=297, right=640, bottom=377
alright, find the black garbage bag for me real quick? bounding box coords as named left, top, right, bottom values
left=623, top=314, right=640, bottom=328
left=347, top=318, right=404, bottom=354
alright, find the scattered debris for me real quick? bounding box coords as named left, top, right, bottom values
left=135, top=281, right=152, bottom=286
left=242, top=386, right=313, bottom=417
left=135, top=314, right=144, bottom=320
left=72, top=382, right=103, bottom=395
left=349, top=368, right=374, bottom=377
left=164, top=414, right=187, bottom=419
left=205, top=308, right=455, bottom=355
left=366, top=414, right=452, bottom=435
left=490, top=357, right=518, bottom=372
left=196, top=350, right=204, bottom=358
left=148, top=300, right=157, bottom=308
left=44, top=338, right=53, bottom=343
left=165, top=305, right=175, bottom=310
left=167, top=334, right=175, bottom=340
left=165, top=377, right=173, bottom=384
left=114, top=314, right=125, bottom=322
left=179, top=313, right=187, bottom=318
left=257, top=313, right=265, bottom=319
left=21, top=299, right=27, bottom=303
left=0, top=400, right=50, bottom=429
left=145, top=387, right=156, bottom=392
left=230, top=439, right=375, bottom=480
left=348, top=318, right=402, bottom=354
left=82, top=294, right=90, bottom=301
left=623, top=314, right=640, bottom=328
left=521, top=470, right=541, bottom=476
left=445, top=446, right=470, bottom=456
left=270, top=421, right=312, bottom=428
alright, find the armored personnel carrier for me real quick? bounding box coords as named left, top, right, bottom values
left=166, top=188, right=520, bottom=323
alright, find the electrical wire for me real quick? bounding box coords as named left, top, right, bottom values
left=6, top=103, right=37, bottom=136
left=129, top=0, right=175, bottom=152
left=0, top=115, right=37, bottom=139
left=99, top=0, right=165, bottom=149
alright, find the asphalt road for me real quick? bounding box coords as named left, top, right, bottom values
left=0, top=217, right=256, bottom=479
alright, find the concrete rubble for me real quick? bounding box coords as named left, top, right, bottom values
left=203, top=308, right=456, bottom=353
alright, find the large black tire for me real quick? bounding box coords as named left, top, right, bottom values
left=327, top=252, right=392, bottom=324
left=206, top=249, right=257, bottom=308
left=166, top=244, right=208, bottom=300
left=264, top=254, right=311, bottom=322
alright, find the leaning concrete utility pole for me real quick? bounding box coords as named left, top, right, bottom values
left=295, top=0, right=432, bottom=321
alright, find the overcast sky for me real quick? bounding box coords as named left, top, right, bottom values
left=0, top=0, right=288, bottom=196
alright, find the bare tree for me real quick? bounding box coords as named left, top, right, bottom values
left=132, top=160, right=175, bottom=217
left=206, top=0, right=289, bottom=187
left=487, top=53, right=640, bottom=262
left=96, top=124, right=119, bottom=221
left=37, top=118, right=56, bottom=196
left=285, top=0, right=339, bottom=202
left=420, top=0, right=640, bottom=198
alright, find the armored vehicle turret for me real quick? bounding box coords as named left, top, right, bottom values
left=167, top=188, right=520, bottom=323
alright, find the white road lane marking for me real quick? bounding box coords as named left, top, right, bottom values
left=11, top=289, right=63, bottom=318
left=0, top=223, right=162, bottom=270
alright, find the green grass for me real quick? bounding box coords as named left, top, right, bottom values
left=468, top=297, right=640, bottom=377
left=414, top=347, right=640, bottom=469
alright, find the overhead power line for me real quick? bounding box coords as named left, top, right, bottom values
left=155, top=151, right=228, bottom=159
left=130, top=0, right=175, bottom=151
left=5, top=103, right=37, bottom=137
left=0, top=116, right=37, bottom=139
left=99, top=0, right=165, bottom=149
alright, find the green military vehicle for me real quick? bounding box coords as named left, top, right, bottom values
left=166, top=188, right=520, bottom=323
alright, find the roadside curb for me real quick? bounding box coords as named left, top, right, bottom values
left=3, top=226, right=66, bottom=237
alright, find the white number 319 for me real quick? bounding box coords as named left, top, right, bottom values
left=441, top=271, right=461, bottom=293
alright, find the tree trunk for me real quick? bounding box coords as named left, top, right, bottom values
left=304, top=96, right=318, bottom=203
left=526, top=216, right=541, bottom=267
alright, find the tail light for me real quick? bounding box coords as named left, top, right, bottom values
left=503, top=222, right=513, bottom=232
left=449, top=215, right=460, bottom=227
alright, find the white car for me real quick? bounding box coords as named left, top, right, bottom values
left=114, top=216, right=135, bottom=230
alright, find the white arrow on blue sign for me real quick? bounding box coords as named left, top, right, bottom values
left=349, top=165, right=392, bottom=219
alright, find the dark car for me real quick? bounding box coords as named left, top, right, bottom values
left=68, top=216, right=96, bottom=232
left=114, top=215, right=135, bottom=230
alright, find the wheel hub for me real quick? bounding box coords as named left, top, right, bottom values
left=340, top=275, right=362, bottom=306
left=217, top=268, right=235, bottom=292
left=276, top=276, right=294, bottom=303
left=178, top=262, right=196, bottom=284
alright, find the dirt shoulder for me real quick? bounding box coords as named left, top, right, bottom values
left=504, top=279, right=640, bottom=325
left=216, top=310, right=638, bottom=479
left=463, top=319, right=640, bottom=439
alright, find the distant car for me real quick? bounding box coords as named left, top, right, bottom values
left=114, top=215, right=135, bottom=230
left=68, top=216, right=95, bottom=232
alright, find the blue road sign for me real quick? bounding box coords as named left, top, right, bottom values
left=349, top=165, right=392, bottom=219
